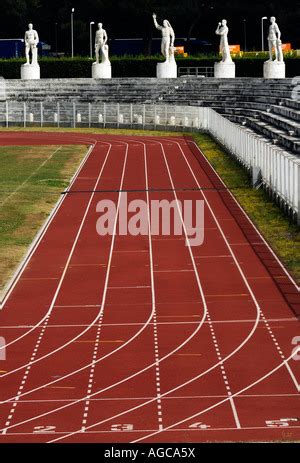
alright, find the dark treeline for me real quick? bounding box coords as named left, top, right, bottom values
left=1, top=0, right=300, bottom=55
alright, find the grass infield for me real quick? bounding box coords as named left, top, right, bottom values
left=0, top=144, right=89, bottom=296
left=0, top=128, right=299, bottom=297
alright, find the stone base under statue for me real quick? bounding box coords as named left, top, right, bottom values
left=263, top=61, right=286, bottom=79
left=21, top=64, right=40, bottom=80
left=214, top=62, right=235, bottom=78
left=156, top=61, right=177, bottom=78
left=92, top=62, right=112, bottom=79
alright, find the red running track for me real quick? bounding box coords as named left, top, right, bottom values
left=0, top=132, right=299, bottom=443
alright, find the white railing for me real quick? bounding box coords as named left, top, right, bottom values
left=0, top=101, right=299, bottom=221
left=0, top=101, right=210, bottom=131
left=208, top=110, right=300, bottom=219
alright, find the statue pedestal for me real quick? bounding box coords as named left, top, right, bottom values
left=214, top=62, right=235, bottom=78
left=263, top=61, right=286, bottom=79
left=21, top=64, right=40, bottom=80
left=156, top=61, right=177, bottom=78
left=92, top=62, right=112, bottom=79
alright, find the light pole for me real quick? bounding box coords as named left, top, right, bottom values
left=243, top=19, right=247, bottom=52
left=55, top=22, right=58, bottom=55
left=71, top=8, right=75, bottom=58
left=261, top=16, right=268, bottom=52
left=90, top=21, right=95, bottom=59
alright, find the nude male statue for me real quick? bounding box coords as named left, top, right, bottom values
left=152, top=13, right=175, bottom=63
left=24, top=23, right=39, bottom=65
left=95, top=23, right=109, bottom=64
left=215, top=19, right=232, bottom=63
left=267, top=17, right=282, bottom=62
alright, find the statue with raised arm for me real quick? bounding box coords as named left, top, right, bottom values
left=24, top=23, right=39, bottom=66
left=215, top=19, right=232, bottom=63
left=95, top=23, right=109, bottom=64
left=152, top=13, right=175, bottom=63
left=267, top=17, right=283, bottom=62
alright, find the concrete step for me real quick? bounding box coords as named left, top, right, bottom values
left=271, top=104, right=300, bottom=122
left=282, top=98, right=300, bottom=110
left=239, top=116, right=300, bottom=154
left=259, top=111, right=300, bottom=136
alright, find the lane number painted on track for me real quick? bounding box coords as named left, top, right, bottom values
left=111, top=424, right=134, bottom=432
left=266, top=418, right=299, bottom=428
left=33, top=425, right=56, bottom=434
left=189, top=422, right=211, bottom=430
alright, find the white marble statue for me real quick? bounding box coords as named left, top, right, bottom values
left=24, top=23, right=39, bottom=66
left=267, top=17, right=283, bottom=63
left=95, top=23, right=109, bottom=64
left=215, top=19, right=232, bottom=63
left=152, top=13, right=175, bottom=63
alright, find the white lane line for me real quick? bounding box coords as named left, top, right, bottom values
left=0, top=138, right=260, bottom=439
left=1, top=317, right=295, bottom=329
left=46, top=331, right=298, bottom=443
left=44, top=137, right=262, bottom=444
left=0, top=146, right=62, bottom=208
left=0, top=143, right=117, bottom=435
left=188, top=140, right=300, bottom=292
left=0, top=138, right=211, bottom=438
left=7, top=392, right=300, bottom=404
left=80, top=143, right=131, bottom=432
left=158, top=140, right=241, bottom=429
left=0, top=142, right=114, bottom=378
left=174, top=139, right=300, bottom=393
left=130, top=347, right=300, bottom=443
left=80, top=313, right=103, bottom=432
left=2, top=319, right=51, bottom=434
left=144, top=142, right=164, bottom=432
left=206, top=311, right=241, bottom=429
left=260, top=312, right=300, bottom=392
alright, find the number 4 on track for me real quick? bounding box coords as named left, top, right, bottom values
left=189, top=422, right=211, bottom=430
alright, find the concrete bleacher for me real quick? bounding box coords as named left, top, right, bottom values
left=2, top=77, right=299, bottom=154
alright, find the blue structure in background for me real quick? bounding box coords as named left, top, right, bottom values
left=0, top=39, right=51, bottom=59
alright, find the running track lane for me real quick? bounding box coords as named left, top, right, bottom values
left=0, top=132, right=299, bottom=443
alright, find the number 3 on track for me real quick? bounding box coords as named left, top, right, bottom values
left=33, top=425, right=56, bottom=433
left=111, top=424, right=134, bottom=432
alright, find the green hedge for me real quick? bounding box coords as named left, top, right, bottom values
left=0, top=55, right=299, bottom=79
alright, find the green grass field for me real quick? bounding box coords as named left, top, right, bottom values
left=0, top=128, right=299, bottom=298
left=0, top=144, right=89, bottom=295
